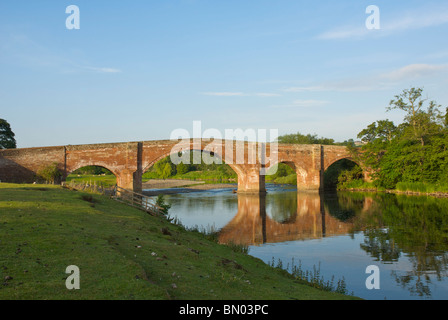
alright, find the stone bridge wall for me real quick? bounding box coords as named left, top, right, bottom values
left=0, top=140, right=360, bottom=193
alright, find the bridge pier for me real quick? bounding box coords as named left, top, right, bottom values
left=117, top=169, right=142, bottom=194
left=296, top=168, right=324, bottom=193
left=236, top=165, right=266, bottom=194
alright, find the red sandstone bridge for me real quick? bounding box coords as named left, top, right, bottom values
left=217, top=192, right=373, bottom=246
left=0, top=139, right=368, bottom=193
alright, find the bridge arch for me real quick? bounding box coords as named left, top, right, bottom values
left=66, top=163, right=119, bottom=178
left=265, top=159, right=317, bottom=192
left=142, top=148, right=244, bottom=179
left=324, top=155, right=360, bottom=173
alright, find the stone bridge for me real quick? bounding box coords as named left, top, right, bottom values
left=0, top=139, right=368, bottom=193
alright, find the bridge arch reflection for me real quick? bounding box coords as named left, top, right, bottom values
left=218, top=192, right=367, bottom=246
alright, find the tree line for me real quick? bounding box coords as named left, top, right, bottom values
left=353, top=87, right=448, bottom=191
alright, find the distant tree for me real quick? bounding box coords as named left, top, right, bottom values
left=37, top=162, right=62, bottom=184
left=277, top=132, right=335, bottom=145
left=72, top=166, right=113, bottom=175
left=176, top=162, right=189, bottom=175
left=0, top=119, right=17, bottom=149
left=161, top=163, right=175, bottom=179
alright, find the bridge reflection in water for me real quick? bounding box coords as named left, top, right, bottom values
left=218, top=192, right=371, bottom=246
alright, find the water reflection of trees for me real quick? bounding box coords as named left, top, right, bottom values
left=173, top=189, right=448, bottom=298
left=316, top=191, right=448, bottom=298
left=169, top=193, right=237, bottom=213
left=323, top=192, right=362, bottom=223
left=353, top=193, right=448, bottom=298
left=266, top=191, right=297, bottom=223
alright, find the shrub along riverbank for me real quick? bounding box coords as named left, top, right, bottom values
left=0, top=183, right=358, bottom=300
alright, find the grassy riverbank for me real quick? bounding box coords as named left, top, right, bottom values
left=0, top=183, right=358, bottom=300
left=338, top=180, right=448, bottom=197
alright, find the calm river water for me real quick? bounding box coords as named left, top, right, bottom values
left=147, top=184, right=448, bottom=300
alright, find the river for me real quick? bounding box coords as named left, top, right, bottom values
left=146, top=184, right=448, bottom=300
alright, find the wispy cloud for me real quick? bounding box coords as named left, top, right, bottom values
left=317, top=5, right=448, bottom=40
left=283, top=81, right=385, bottom=93
left=317, top=28, right=370, bottom=40
left=1, top=33, right=121, bottom=74
left=380, top=64, right=448, bottom=81
left=272, top=99, right=329, bottom=108
left=201, top=92, right=281, bottom=97
left=253, top=92, right=281, bottom=97
left=202, top=92, right=246, bottom=96
left=283, top=63, right=448, bottom=93
left=83, top=66, right=122, bottom=74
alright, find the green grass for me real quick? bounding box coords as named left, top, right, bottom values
left=0, top=183, right=359, bottom=300
left=266, top=174, right=297, bottom=185
left=337, top=180, right=378, bottom=191
left=395, top=181, right=448, bottom=193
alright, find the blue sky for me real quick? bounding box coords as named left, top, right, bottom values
left=1, top=0, right=448, bottom=148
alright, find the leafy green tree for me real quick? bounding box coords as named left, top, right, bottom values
left=0, top=119, right=17, bottom=149
left=387, top=87, right=443, bottom=146
left=37, top=162, right=62, bottom=184
left=161, top=163, right=175, bottom=179
left=356, top=87, right=447, bottom=189
left=176, top=162, right=189, bottom=175
left=277, top=132, right=335, bottom=145
left=337, top=165, right=364, bottom=189
left=358, top=120, right=397, bottom=144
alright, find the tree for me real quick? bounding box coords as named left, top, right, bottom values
left=357, top=120, right=396, bottom=144
left=356, top=87, right=448, bottom=189
left=387, top=87, right=443, bottom=146
left=176, top=162, right=189, bottom=175
left=37, top=162, right=62, bottom=184
left=161, top=163, right=175, bottom=179
left=277, top=132, right=335, bottom=145
left=0, top=119, right=17, bottom=149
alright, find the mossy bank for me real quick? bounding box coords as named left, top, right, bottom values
left=0, top=183, right=359, bottom=300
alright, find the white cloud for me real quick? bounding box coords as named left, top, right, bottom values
left=283, top=81, right=386, bottom=93
left=84, top=66, right=122, bottom=74
left=201, top=92, right=281, bottom=97
left=317, top=5, right=448, bottom=40
left=317, top=28, right=369, bottom=40
left=253, top=92, right=281, bottom=97
left=283, top=63, right=448, bottom=93
left=202, top=92, right=246, bottom=96
left=272, top=99, right=329, bottom=108
left=1, top=33, right=122, bottom=74
left=380, top=64, right=448, bottom=81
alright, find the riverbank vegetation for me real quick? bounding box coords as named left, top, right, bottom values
left=277, top=87, right=448, bottom=194
left=0, top=183, right=357, bottom=300
left=349, top=87, right=448, bottom=193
